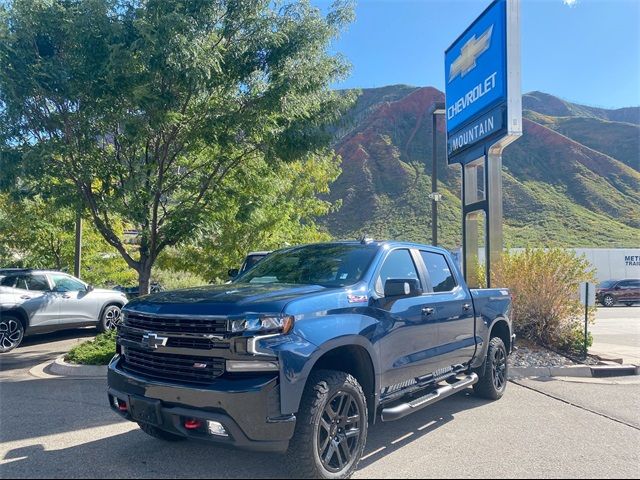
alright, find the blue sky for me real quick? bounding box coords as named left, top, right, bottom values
left=317, top=0, right=640, bottom=109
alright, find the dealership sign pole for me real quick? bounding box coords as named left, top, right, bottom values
left=445, top=0, right=522, bottom=288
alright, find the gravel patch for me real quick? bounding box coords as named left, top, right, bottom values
left=509, top=341, right=599, bottom=368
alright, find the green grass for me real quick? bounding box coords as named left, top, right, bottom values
left=65, top=330, right=117, bottom=365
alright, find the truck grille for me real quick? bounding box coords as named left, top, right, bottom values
left=118, top=330, right=225, bottom=350
left=124, top=312, right=228, bottom=335
left=121, top=348, right=225, bottom=385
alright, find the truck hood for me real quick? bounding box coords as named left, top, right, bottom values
left=124, top=283, right=327, bottom=316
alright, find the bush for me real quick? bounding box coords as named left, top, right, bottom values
left=491, top=248, right=596, bottom=355
left=65, top=330, right=117, bottom=365
left=151, top=268, right=209, bottom=290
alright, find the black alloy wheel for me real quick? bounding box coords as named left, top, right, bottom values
left=491, top=345, right=507, bottom=392
left=318, top=391, right=363, bottom=474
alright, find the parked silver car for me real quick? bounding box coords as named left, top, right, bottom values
left=0, top=269, right=128, bottom=352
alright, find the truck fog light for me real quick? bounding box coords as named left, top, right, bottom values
left=226, top=360, right=279, bottom=373
left=207, top=421, right=228, bottom=437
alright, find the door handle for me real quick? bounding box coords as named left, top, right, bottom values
left=463, top=303, right=472, bottom=311
left=62, top=295, right=71, bottom=299
left=422, top=307, right=435, bottom=316
left=20, top=295, right=32, bottom=300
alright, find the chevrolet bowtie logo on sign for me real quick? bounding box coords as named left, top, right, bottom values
left=448, top=25, right=493, bottom=83
left=141, top=332, right=168, bottom=350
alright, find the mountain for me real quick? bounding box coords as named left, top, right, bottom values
left=324, top=86, right=640, bottom=248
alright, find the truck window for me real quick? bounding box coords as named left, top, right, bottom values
left=376, top=249, right=420, bottom=293
left=236, top=244, right=377, bottom=287
left=421, top=251, right=457, bottom=292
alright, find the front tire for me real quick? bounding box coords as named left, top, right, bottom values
left=288, top=370, right=368, bottom=479
left=98, top=304, right=122, bottom=333
left=0, top=315, right=25, bottom=353
left=474, top=336, right=508, bottom=400
left=602, top=295, right=615, bottom=307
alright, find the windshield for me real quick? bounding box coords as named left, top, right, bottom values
left=235, top=244, right=378, bottom=287
left=598, top=280, right=617, bottom=289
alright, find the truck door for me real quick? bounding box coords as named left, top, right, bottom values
left=373, top=248, right=443, bottom=389
left=418, top=250, right=476, bottom=370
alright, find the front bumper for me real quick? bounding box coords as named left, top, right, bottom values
left=107, top=355, right=295, bottom=452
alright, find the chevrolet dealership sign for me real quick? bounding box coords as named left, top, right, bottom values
left=445, top=0, right=522, bottom=163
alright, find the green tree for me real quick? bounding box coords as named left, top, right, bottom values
left=0, top=0, right=355, bottom=293
left=0, top=193, right=137, bottom=286
left=157, top=152, right=341, bottom=281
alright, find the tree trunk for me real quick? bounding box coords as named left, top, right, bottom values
left=138, top=263, right=152, bottom=296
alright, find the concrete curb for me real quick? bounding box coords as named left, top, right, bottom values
left=509, top=364, right=639, bottom=379
left=48, top=355, right=108, bottom=377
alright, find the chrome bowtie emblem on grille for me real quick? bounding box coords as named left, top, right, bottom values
left=449, top=25, right=493, bottom=82
left=192, top=363, right=208, bottom=369
left=141, top=332, right=168, bottom=350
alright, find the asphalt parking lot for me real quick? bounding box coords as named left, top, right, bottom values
left=1, top=313, right=639, bottom=479
left=591, top=306, right=640, bottom=364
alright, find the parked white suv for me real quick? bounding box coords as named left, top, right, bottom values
left=0, top=269, right=128, bottom=352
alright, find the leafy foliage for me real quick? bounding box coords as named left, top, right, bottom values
left=65, top=330, right=116, bottom=366
left=156, top=152, right=340, bottom=281
left=490, top=249, right=596, bottom=355
left=0, top=0, right=355, bottom=292
left=0, top=194, right=137, bottom=286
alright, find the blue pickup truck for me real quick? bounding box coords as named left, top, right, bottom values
left=108, top=240, right=513, bottom=479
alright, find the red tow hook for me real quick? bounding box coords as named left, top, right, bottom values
left=116, top=399, right=128, bottom=412
left=184, top=418, right=202, bottom=430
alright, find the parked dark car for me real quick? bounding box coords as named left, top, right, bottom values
left=113, top=282, right=164, bottom=300
left=596, top=279, right=640, bottom=307
left=227, top=251, right=271, bottom=279
left=108, top=241, right=513, bottom=479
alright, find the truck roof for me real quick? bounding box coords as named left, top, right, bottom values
left=291, top=240, right=452, bottom=255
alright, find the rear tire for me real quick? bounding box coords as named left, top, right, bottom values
left=474, top=337, right=508, bottom=400
left=97, top=304, right=122, bottom=333
left=0, top=315, right=25, bottom=353
left=625, top=302, right=634, bottom=307
left=288, top=370, right=368, bottom=479
left=137, top=422, right=185, bottom=442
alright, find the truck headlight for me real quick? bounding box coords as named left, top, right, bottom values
left=230, top=314, right=294, bottom=335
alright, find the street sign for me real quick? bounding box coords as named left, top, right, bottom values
left=579, top=281, right=597, bottom=307
left=445, top=0, right=522, bottom=164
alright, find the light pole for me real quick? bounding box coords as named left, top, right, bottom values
left=74, top=209, right=82, bottom=279
left=428, top=102, right=446, bottom=246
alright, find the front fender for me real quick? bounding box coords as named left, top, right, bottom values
left=254, top=312, right=380, bottom=415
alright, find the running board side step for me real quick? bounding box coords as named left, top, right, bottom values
left=380, top=373, right=478, bottom=422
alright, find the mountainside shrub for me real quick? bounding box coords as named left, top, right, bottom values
left=490, top=248, right=596, bottom=355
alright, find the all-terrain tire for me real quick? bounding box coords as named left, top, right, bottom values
left=288, top=370, right=368, bottom=479
left=473, top=336, right=508, bottom=400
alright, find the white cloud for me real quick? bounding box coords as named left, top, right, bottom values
left=563, top=0, right=578, bottom=6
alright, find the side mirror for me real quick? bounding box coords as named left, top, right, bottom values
left=86, top=284, right=95, bottom=292
left=614, top=285, right=621, bottom=290
left=228, top=268, right=239, bottom=279
left=384, top=279, right=422, bottom=298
